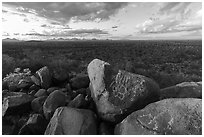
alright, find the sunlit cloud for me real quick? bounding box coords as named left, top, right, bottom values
left=2, top=2, right=202, bottom=40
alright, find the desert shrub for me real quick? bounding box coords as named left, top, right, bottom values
left=2, top=54, right=17, bottom=78
left=47, top=55, right=81, bottom=73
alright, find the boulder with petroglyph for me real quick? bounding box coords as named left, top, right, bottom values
left=88, top=59, right=160, bottom=122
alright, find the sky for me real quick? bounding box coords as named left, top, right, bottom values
left=2, top=2, right=202, bottom=40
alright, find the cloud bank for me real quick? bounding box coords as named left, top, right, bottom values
left=4, top=2, right=128, bottom=23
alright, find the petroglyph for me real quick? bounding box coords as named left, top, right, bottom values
left=110, top=70, right=146, bottom=101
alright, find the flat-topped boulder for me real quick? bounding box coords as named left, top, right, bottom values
left=114, top=98, right=202, bottom=135
left=3, top=92, right=34, bottom=116
left=87, top=59, right=160, bottom=122
left=160, top=81, right=202, bottom=99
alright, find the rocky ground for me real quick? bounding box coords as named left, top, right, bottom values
left=2, top=59, right=202, bottom=135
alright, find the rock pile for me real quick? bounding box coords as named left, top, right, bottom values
left=2, top=59, right=202, bottom=135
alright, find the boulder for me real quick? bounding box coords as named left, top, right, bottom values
left=51, top=68, right=69, bottom=83
left=160, top=81, right=202, bottom=99
left=18, top=114, right=48, bottom=135
left=31, top=96, right=47, bottom=114
left=70, top=74, right=90, bottom=90
left=3, top=92, right=34, bottom=116
left=43, top=90, right=66, bottom=120
left=114, top=98, right=202, bottom=135
left=44, top=107, right=97, bottom=135
left=47, top=87, right=59, bottom=95
left=28, top=84, right=40, bottom=93
left=34, top=89, right=47, bottom=97
left=87, top=59, right=160, bottom=122
left=68, top=94, right=88, bottom=108
left=35, top=66, right=52, bottom=89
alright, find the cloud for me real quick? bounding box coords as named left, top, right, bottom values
left=24, top=32, right=47, bottom=36
left=23, top=28, right=108, bottom=37
left=112, top=25, right=118, bottom=29
left=3, top=32, right=10, bottom=36
left=136, top=2, right=201, bottom=34
left=158, top=2, right=191, bottom=16
left=23, top=18, right=29, bottom=22
left=2, top=10, right=8, bottom=13
left=3, top=2, right=128, bottom=23
left=41, top=24, right=48, bottom=27
left=50, top=21, right=62, bottom=25
left=69, top=29, right=108, bottom=35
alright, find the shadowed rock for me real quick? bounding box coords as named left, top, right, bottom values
left=3, top=92, right=34, bottom=116
left=44, top=107, right=97, bottom=135
left=43, top=90, right=66, bottom=120
left=31, top=96, right=47, bottom=114
left=18, top=114, right=48, bottom=135
left=70, top=74, right=90, bottom=90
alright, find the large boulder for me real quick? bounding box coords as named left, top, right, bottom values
left=44, top=107, right=97, bottom=135
left=18, top=114, right=48, bottom=135
left=2, top=92, right=34, bottom=116
left=114, top=98, right=202, bottom=135
left=43, top=90, right=66, bottom=120
left=3, top=69, right=33, bottom=92
left=87, top=59, right=160, bottom=122
left=70, top=74, right=90, bottom=90
left=34, top=66, right=52, bottom=89
left=160, top=81, right=202, bottom=99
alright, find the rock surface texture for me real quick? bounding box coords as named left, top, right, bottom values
left=88, top=59, right=160, bottom=122
left=44, top=107, right=97, bottom=135
left=114, top=98, right=202, bottom=135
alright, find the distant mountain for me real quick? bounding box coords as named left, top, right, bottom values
left=25, top=40, right=44, bottom=42
left=2, top=38, right=20, bottom=42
